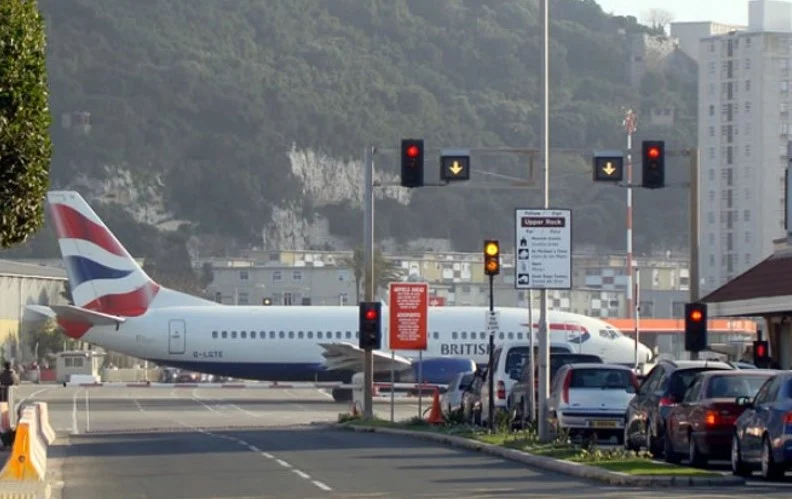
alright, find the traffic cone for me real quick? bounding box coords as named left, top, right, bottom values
left=426, top=389, right=444, bottom=424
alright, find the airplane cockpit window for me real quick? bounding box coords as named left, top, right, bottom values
left=298, top=331, right=304, bottom=339
left=599, top=330, right=610, bottom=339
left=241, top=331, right=247, bottom=339
left=231, top=331, right=237, bottom=339
left=222, top=331, right=228, bottom=339
left=607, top=328, right=622, bottom=339
left=212, top=331, right=218, bottom=339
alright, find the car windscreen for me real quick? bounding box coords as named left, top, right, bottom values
left=569, top=368, right=634, bottom=391
left=705, top=374, right=771, bottom=399
left=459, top=373, right=474, bottom=390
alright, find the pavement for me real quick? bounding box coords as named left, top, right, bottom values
left=4, top=384, right=792, bottom=498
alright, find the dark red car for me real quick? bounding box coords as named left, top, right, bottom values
left=663, top=369, right=775, bottom=466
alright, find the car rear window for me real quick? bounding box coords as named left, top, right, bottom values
left=569, top=368, right=634, bottom=390
left=706, top=374, right=770, bottom=399
left=550, top=355, right=602, bottom=379
left=505, top=347, right=530, bottom=373
left=668, top=368, right=730, bottom=398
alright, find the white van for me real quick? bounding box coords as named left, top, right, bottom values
left=479, top=341, right=573, bottom=424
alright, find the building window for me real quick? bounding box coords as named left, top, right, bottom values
left=709, top=147, right=715, bottom=159
left=672, top=301, right=686, bottom=318
left=215, top=291, right=222, bottom=303
left=744, top=210, right=750, bottom=221
left=292, top=270, right=302, bottom=281
left=745, top=144, right=750, bottom=156
left=745, top=253, right=752, bottom=265
left=745, top=231, right=751, bottom=243
left=284, top=292, right=293, bottom=306
left=745, top=59, right=751, bottom=70
left=709, top=255, right=715, bottom=266
left=745, top=80, right=751, bottom=91
left=238, top=292, right=249, bottom=305
left=745, top=102, right=751, bottom=113
left=273, top=271, right=282, bottom=281
left=708, top=232, right=715, bottom=245
left=709, top=191, right=715, bottom=202
left=708, top=169, right=715, bottom=181
left=708, top=212, right=715, bottom=224
left=709, top=105, right=715, bottom=117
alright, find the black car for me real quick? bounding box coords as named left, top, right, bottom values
left=624, top=359, right=734, bottom=456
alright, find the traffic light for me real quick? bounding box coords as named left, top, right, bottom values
left=401, top=139, right=424, bottom=188
left=753, top=340, right=770, bottom=368
left=483, top=240, right=500, bottom=276
left=358, top=301, right=382, bottom=350
left=684, top=302, right=707, bottom=352
left=642, top=140, right=665, bottom=189
left=262, top=297, right=272, bottom=306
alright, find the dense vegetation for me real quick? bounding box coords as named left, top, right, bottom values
left=4, top=0, right=697, bottom=261
left=0, top=0, right=52, bottom=248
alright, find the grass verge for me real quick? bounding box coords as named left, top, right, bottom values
left=339, top=413, right=720, bottom=477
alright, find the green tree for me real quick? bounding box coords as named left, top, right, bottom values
left=340, top=248, right=404, bottom=303
left=0, top=0, right=52, bottom=248
left=27, top=317, right=66, bottom=360
left=60, top=280, right=73, bottom=304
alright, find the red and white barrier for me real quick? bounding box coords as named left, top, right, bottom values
left=64, top=381, right=345, bottom=389
left=32, top=402, right=55, bottom=445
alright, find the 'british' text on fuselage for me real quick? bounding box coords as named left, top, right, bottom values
left=440, top=343, right=490, bottom=356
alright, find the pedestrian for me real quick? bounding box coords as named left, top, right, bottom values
left=0, top=362, right=19, bottom=403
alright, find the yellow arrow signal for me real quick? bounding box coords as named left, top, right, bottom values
left=602, top=162, right=616, bottom=175
left=449, top=161, right=463, bottom=175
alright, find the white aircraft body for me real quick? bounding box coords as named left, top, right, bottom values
left=27, top=191, right=653, bottom=392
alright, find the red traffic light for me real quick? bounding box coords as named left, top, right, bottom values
left=756, top=343, right=767, bottom=358
left=406, top=145, right=420, bottom=158
left=364, top=309, right=377, bottom=321
left=648, top=147, right=660, bottom=159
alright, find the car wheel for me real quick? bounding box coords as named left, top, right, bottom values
left=761, top=435, right=783, bottom=481
left=688, top=432, right=707, bottom=467
left=664, top=432, right=681, bottom=464
left=731, top=434, right=751, bottom=477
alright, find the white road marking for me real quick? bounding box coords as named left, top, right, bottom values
left=84, top=390, right=91, bottom=432
left=191, top=389, right=262, bottom=418
left=292, top=469, right=310, bottom=479
left=316, top=389, right=335, bottom=400
left=312, top=480, right=333, bottom=491
left=261, top=452, right=274, bottom=459
left=275, top=459, right=291, bottom=468
left=71, top=389, right=80, bottom=435
left=247, top=445, right=260, bottom=452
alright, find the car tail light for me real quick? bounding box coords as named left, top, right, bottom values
left=705, top=410, right=717, bottom=426
left=497, top=380, right=506, bottom=400
left=658, top=396, right=677, bottom=408
left=785, top=412, right=792, bottom=425
left=562, top=370, right=573, bottom=404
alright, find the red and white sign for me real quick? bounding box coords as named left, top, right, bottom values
left=429, top=296, right=445, bottom=307
left=389, top=282, right=428, bottom=351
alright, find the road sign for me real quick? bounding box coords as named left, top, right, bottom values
left=593, top=150, right=624, bottom=182
left=485, top=310, right=500, bottom=332
left=514, top=208, right=573, bottom=290
left=388, top=282, right=428, bottom=350
left=429, top=296, right=445, bottom=306
left=440, top=148, right=471, bottom=181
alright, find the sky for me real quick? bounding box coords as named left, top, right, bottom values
left=595, top=0, right=750, bottom=26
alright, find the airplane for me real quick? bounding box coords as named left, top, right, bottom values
left=26, top=191, right=653, bottom=401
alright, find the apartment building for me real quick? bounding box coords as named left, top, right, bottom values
left=698, top=0, right=792, bottom=295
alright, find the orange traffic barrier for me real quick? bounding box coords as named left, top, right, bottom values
left=426, top=389, right=444, bottom=424
left=0, top=407, right=46, bottom=481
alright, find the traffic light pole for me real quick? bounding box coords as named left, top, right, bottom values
left=362, top=146, right=375, bottom=419
left=688, top=148, right=701, bottom=360
left=488, top=274, right=495, bottom=431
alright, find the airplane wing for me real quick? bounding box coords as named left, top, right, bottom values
left=318, top=342, right=413, bottom=373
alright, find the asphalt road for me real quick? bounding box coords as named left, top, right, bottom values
left=6, top=385, right=792, bottom=498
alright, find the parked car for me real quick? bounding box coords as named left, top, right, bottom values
left=547, top=363, right=640, bottom=444
left=624, top=359, right=734, bottom=456
left=664, top=370, right=775, bottom=466
left=440, top=371, right=475, bottom=415
left=462, top=370, right=485, bottom=425
left=508, top=353, right=603, bottom=423
left=732, top=371, right=792, bottom=480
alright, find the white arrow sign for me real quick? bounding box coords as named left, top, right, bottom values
left=485, top=311, right=500, bottom=332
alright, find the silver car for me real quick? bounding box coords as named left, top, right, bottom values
left=548, top=363, right=639, bottom=444
left=441, top=371, right=475, bottom=415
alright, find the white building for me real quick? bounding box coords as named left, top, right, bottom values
left=671, top=22, right=747, bottom=63
left=698, top=0, right=792, bottom=295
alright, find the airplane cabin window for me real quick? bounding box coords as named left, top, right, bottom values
left=432, top=332, right=439, bottom=339
left=479, top=332, right=485, bottom=340
left=508, top=332, right=514, bottom=340
left=231, top=331, right=237, bottom=339
left=250, top=331, right=256, bottom=339
left=212, top=331, right=218, bottom=339
left=241, top=331, right=247, bottom=339
left=288, top=331, right=294, bottom=339
left=336, top=331, right=342, bottom=339
left=345, top=331, right=351, bottom=339
left=499, top=332, right=504, bottom=340
left=461, top=332, right=467, bottom=340
left=452, top=332, right=458, bottom=340
left=317, top=331, right=323, bottom=339
left=269, top=331, right=275, bottom=339
left=517, top=332, right=523, bottom=340
left=355, top=331, right=359, bottom=338
left=279, top=331, right=285, bottom=339
left=307, top=331, right=313, bottom=339
left=222, top=331, right=228, bottom=339
left=298, top=331, right=304, bottom=339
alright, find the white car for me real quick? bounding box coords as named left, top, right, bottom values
left=440, top=371, right=475, bottom=415
left=547, top=363, right=639, bottom=444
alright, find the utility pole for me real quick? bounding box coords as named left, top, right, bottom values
left=633, top=264, right=640, bottom=368
left=488, top=273, right=495, bottom=431
left=362, top=146, right=375, bottom=418
left=537, top=0, right=551, bottom=443
left=623, top=110, right=637, bottom=320
left=688, top=148, right=701, bottom=360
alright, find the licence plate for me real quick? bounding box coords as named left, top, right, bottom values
left=589, top=420, right=618, bottom=428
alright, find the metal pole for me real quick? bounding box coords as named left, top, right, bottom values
left=488, top=274, right=495, bottom=431
left=623, top=110, right=637, bottom=319
left=537, top=0, right=552, bottom=443
left=633, top=265, right=640, bottom=368
left=689, top=148, right=701, bottom=360
left=528, top=290, right=535, bottom=423
left=418, top=350, right=423, bottom=417
left=363, top=146, right=375, bottom=418
left=390, top=350, right=395, bottom=422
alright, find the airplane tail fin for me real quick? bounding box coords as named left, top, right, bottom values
left=46, top=191, right=215, bottom=317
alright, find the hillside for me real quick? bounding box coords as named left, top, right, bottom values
left=4, top=0, right=698, bottom=261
